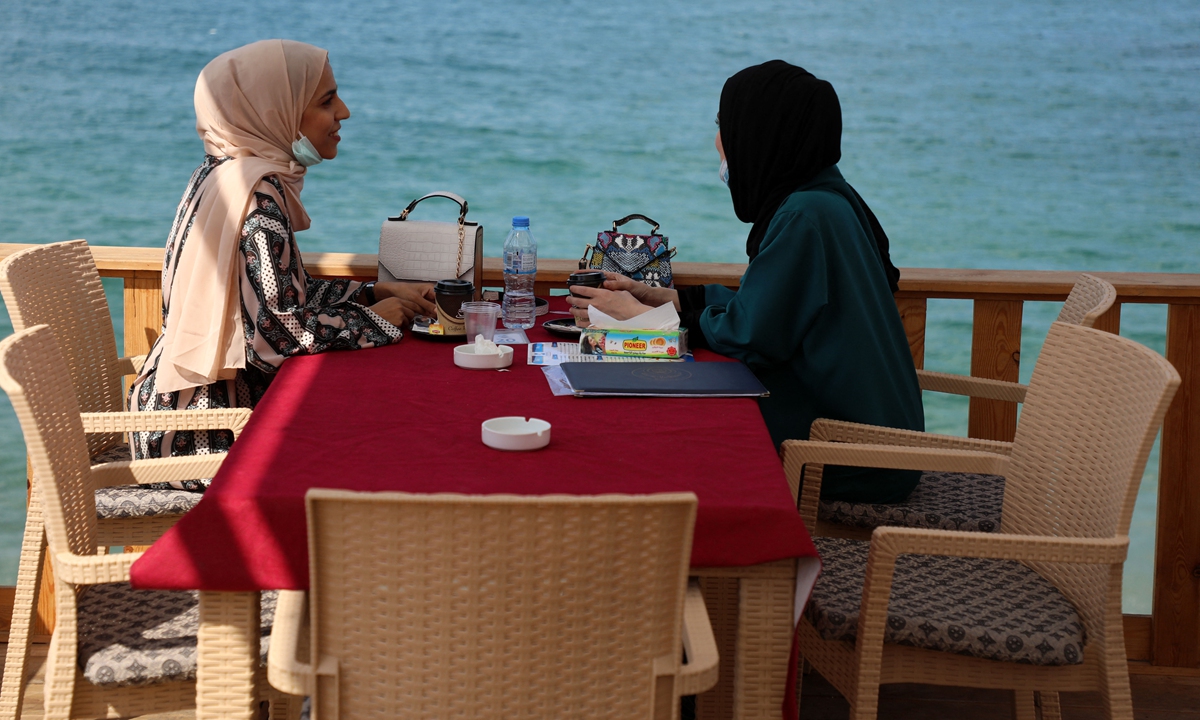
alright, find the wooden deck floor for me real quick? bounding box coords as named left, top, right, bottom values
left=798, top=669, right=1200, bottom=719
left=4, top=642, right=1198, bottom=719
left=2, top=644, right=191, bottom=720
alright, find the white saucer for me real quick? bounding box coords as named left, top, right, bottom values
left=481, top=416, right=551, bottom=451
left=454, top=343, right=514, bottom=369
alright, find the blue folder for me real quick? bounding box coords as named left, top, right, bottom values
left=560, top=361, right=769, bottom=398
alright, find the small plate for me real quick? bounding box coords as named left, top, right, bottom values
left=481, top=416, right=551, bottom=451
left=481, top=294, right=549, bottom=316
left=454, top=344, right=514, bottom=369
left=410, top=316, right=463, bottom=342
left=543, top=317, right=582, bottom=337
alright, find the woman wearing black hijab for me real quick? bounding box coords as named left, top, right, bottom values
left=570, top=61, right=924, bottom=503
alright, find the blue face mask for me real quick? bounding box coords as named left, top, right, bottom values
left=718, top=159, right=729, bottom=187
left=291, top=135, right=323, bottom=167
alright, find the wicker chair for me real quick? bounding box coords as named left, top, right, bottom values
left=794, top=273, right=1118, bottom=539
left=783, top=321, right=1179, bottom=720
left=0, top=240, right=252, bottom=720
left=0, top=325, right=295, bottom=720
left=267, top=490, right=720, bottom=720
left=915, top=273, right=1116, bottom=403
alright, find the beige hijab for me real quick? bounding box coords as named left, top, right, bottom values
left=155, top=39, right=328, bottom=393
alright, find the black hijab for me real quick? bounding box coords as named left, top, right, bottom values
left=720, top=60, right=900, bottom=294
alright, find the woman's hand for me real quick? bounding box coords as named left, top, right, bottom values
left=374, top=281, right=437, bottom=317
left=566, top=285, right=654, bottom=327
left=368, top=298, right=422, bottom=327
left=597, top=272, right=680, bottom=309
left=368, top=282, right=436, bottom=327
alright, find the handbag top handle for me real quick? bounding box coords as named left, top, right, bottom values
left=612, top=213, right=661, bottom=235
left=390, top=191, right=470, bottom=223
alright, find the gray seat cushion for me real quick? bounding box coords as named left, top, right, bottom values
left=807, top=537, right=1085, bottom=666
left=76, top=584, right=276, bottom=687
left=89, top=443, right=204, bottom=520
left=819, top=471, right=1005, bottom=533
left=90, top=444, right=134, bottom=465
left=93, top=486, right=205, bottom=520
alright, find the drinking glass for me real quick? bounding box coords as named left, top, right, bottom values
left=461, top=301, right=501, bottom=342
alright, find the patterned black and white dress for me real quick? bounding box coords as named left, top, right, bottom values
left=129, top=155, right=401, bottom=487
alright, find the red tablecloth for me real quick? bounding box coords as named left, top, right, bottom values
left=131, top=300, right=817, bottom=592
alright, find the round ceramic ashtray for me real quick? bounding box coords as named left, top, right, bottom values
left=453, top=343, right=514, bottom=369
left=481, top=416, right=551, bottom=451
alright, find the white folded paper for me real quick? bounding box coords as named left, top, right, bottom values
left=587, top=302, right=680, bottom=331
left=473, top=335, right=501, bottom=355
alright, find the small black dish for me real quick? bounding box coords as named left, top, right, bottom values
left=481, top=292, right=549, bottom=316
left=409, top=315, right=463, bottom=342
left=542, top=317, right=583, bottom=337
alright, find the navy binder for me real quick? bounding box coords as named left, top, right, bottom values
left=560, top=361, right=769, bottom=398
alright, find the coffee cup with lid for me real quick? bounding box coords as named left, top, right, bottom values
left=433, top=279, right=474, bottom=337
left=566, top=270, right=606, bottom=297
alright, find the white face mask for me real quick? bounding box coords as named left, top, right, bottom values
left=291, top=135, right=323, bottom=167
left=718, top=158, right=729, bottom=187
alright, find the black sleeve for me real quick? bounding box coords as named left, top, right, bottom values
left=354, top=281, right=378, bottom=306
left=677, top=285, right=710, bottom=350
left=677, top=284, right=707, bottom=313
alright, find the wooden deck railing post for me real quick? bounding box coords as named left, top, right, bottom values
left=120, top=271, right=162, bottom=555
left=895, top=298, right=927, bottom=370
left=123, top=270, right=162, bottom=359
left=967, top=300, right=1023, bottom=442
left=1154, top=303, right=1200, bottom=668
left=1093, top=303, right=1122, bottom=335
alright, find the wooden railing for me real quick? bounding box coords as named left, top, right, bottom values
left=1, top=242, right=1199, bottom=675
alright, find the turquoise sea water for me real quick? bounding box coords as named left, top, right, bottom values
left=1, top=0, right=1197, bottom=611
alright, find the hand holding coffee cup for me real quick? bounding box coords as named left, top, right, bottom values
left=593, top=272, right=680, bottom=308
left=566, top=271, right=604, bottom=327
left=566, top=285, right=652, bottom=327
left=566, top=270, right=605, bottom=297
left=566, top=271, right=681, bottom=326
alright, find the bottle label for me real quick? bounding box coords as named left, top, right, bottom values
left=504, top=249, right=536, bottom=274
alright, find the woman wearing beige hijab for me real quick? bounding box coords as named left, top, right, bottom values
left=129, top=39, right=432, bottom=479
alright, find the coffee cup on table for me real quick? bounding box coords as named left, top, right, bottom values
left=567, top=270, right=605, bottom=297
left=433, top=279, right=474, bottom=337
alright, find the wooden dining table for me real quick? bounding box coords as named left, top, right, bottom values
left=130, top=297, right=820, bottom=720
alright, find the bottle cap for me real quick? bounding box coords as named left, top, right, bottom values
left=512, top=216, right=530, bottom=228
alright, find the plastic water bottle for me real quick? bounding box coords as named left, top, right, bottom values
left=502, top=215, right=537, bottom=329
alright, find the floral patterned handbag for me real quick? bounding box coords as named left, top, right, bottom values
left=579, top=214, right=678, bottom=288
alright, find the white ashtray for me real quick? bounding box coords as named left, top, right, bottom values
left=481, top=416, right=551, bottom=451
left=454, top=343, right=513, bottom=369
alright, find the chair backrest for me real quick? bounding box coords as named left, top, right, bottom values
left=1056, top=273, right=1117, bottom=328
left=0, top=326, right=100, bottom=559
left=1000, top=322, right=1176, bottom=647
left=0, top=240, right=123, bottom=455
left=1003, top=321, right=1178, bottom=541
left=304, top=489, right=698, bottom=720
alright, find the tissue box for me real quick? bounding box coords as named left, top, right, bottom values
left=579, top=328, right=687, bottom=359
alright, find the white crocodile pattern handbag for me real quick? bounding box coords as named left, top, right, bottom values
left=378, top=192, right=483, bottom=294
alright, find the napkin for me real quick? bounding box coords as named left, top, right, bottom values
left=473, top=335, right=502, bottom=354
left=587, top=302, right=680, bottom=330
